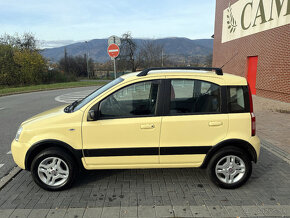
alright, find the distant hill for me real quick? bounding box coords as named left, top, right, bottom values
left=42, top=37, right=213, bottom=63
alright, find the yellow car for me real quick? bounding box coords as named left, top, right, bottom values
left=11, top=67, right=260, bottom=191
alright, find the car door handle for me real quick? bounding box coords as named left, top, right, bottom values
left=208, top=121, right=223, bottom=127
left=140, top=124, right=155, bottom=129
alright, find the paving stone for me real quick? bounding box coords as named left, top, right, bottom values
left=64, top=208, right=85, bottom=218
left=277, top=205, right=290, bottom=216
left=207, top=205, right=232, bottom=217
left=224, top=206, right=247, bottom=217
left=173, top=206, right=193, bottom=217
left=69, top=201, right=87, bottom=208
left=102, top=206, right=120, bottom=218
left=259, top=205, right=285, bottom=216
left=33, top=202, right=52, bottom=209
left=9, top=209, right=32, bottom=218
left=138, top=206, right=156, bottom=218
left=28, top=209, right=50, bottom=218
left=155, top=206, right=174, bottom=217
left=0, top=209, right=14, bottom=217
left=190, top=206, right=212, bottom=217
left=83, top=208, right=102, bottom=218
left=242, top=205, right=264, bottom=217
left=46, top=209, right=67, bottom=218
left=120, top=206, right=138, bottom=218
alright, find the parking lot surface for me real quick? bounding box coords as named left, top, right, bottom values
left=0, top=147, right=289, bottom=217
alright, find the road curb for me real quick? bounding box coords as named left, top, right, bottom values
left=0, top=167, right=22, bottom=190
left=261, top=139, right=290, bottom=164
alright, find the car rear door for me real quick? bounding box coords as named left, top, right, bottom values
left=159, top=78, right=228, bottom=165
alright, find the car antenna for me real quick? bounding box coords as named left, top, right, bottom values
left=220, top=52, right=239, bottom=69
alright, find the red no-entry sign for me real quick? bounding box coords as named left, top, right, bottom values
left=107, top=43, right=120, bottom=58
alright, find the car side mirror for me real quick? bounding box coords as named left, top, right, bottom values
left=87, top=102, right=100, bottom=121
left=88, top=110, right=96, bottom=121
left=88, top=109, right=98, bottom=121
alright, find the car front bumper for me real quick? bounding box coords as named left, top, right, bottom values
left=11, top=139, right=28, bottom=170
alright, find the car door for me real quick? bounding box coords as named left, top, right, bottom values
left=159, top=78, right=228, bottom=165
left=82, top=79, right=162, bottom=167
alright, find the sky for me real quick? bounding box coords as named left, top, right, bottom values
left=0, top=0, right=216, bottom=46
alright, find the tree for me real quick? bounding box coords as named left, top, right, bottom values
left=0, top=33, right=47, bottom=86
left=205, top=54, right=213, bottom=67
left=139, top=40, right=164, bottom=68
left=190, top=56, right=201, bottom=67
left=0, top=32, right=38, bottom=51
left=0, top=44, right=20, bottom=85
left=119, top=32, right=138, bottom=72
left=58, top=54, right=94, bottom=77
left=13, top=49, right=47, bottom=84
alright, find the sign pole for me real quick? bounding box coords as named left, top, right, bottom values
left=107, top=35, right=121, bottom=79
left=113, top=58, right=117, bottom=79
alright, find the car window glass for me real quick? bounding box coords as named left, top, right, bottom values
left=170, top=79, right=220, bottom=114
left=73, top=77, right=124, bottom=111
left=201, top=82, right=211, bottom=94
left=171, top=80, right=194, bottom=98
left=228, top=87, right=245, bottom=112
left=99, top=80, right=159, bottom=118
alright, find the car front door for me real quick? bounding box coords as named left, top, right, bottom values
left=159, top=79, right=228, bottom=165
left=82, top=79, right=163, bottom=167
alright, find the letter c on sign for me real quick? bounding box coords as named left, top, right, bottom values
left=241, top=2, right=252, bottom=30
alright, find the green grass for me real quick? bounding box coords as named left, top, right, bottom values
left=0, top=81, right=108, bottom=96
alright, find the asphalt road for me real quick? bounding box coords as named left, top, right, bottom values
left=0, top=86, right=99, bottom=178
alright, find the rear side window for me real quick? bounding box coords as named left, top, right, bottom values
left=170, top=79, right=221, bottom=114
left=228, top=86, right=249, bottom=113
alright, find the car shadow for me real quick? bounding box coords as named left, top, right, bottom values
left=73, top=169, right=125, bottom=188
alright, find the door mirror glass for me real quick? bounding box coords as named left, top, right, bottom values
left=87, top=110, right=96, bottom=121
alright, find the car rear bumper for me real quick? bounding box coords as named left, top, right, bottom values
left=249, top=135, right=261, bottom=161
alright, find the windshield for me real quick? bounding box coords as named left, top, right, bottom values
left=72, top=77, right=124, bottom=112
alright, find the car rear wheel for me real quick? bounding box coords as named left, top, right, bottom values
left=207, top=146, right=252, bottom=189
left=31, top=148, right=76, bottom=191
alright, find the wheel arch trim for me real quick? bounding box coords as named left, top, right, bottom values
left=25, top=139, right=83, bottom=171
left=201, top=138, right=257, bottom=168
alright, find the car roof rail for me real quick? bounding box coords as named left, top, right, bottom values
left=137, top=67, right=223, bottom=76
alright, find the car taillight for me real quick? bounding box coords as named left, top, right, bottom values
left=251, top=112, right=256, bottom=136
left=248, top=83, right=256, bottom=136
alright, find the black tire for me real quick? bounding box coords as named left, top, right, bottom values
left=31, top=147, right=77, bottom=191
left=207, top=146, right=252, bottom=189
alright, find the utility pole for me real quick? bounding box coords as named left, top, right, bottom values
left=161, top=49, right=164, bottom=67
left=64, top=47, right=68, bottom=73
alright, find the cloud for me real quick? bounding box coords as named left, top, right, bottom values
left=38, top=40, right=80, bottom=49
left=0, top=0, right=215, bottom=41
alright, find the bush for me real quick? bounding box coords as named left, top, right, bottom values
left=41, top=70, right=77, bottom=84
left=13, top=49, right=47, bottom=85
left=0, top=33, right=77, bottom=87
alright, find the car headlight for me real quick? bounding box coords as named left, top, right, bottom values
left=15, top=126, right=23, bottom=141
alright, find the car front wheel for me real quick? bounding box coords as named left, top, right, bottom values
left=207, top=147, right=252, bottom=189
left=31, top=148, right=76, bottom=191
